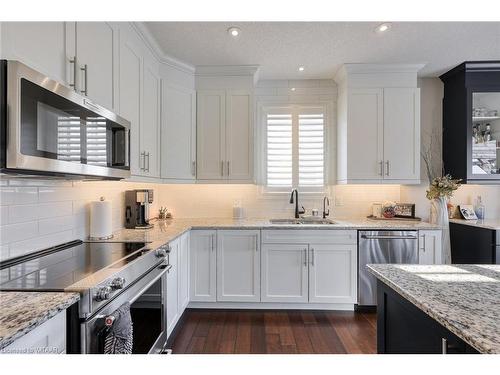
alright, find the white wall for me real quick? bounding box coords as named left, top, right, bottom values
left=400, top=77, right=500, bottom=220
left=0, top=178, right=161, bottom=260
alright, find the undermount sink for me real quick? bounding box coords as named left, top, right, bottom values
left=269, top=218, right=337, bottom=225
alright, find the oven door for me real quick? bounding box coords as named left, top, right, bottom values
left=4, top=60, right=130, bottom=179
left=82, top=263, right=168, bottom=354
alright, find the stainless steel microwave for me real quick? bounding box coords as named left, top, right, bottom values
left=0, top=60, right=131, bottom=179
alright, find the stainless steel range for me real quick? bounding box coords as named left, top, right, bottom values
left=0, top=240, right=171, bottom=354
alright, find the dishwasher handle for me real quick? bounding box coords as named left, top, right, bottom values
left=361, top=234, right=418, bottom=240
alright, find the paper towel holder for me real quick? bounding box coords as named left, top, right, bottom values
left=88, top=196, right=114, bottom=241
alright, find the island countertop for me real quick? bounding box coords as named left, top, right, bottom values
left=367, top=263, right=500, bottom=354
left=0, top=292, right=79, bottom=350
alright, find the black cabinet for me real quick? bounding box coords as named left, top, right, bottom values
left=377, top=280, right=479, bottom=354
left=450, top=223, right=497, bottom=264
left=440, top=61, right=500, bottom=184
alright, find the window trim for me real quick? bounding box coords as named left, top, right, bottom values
left=256, top=101, right=332, bottom=196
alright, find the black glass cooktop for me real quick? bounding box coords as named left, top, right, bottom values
left=0, top=241, right=147, bottom=291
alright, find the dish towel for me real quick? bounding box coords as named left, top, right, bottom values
left=103, top=302, right=134, bottom=354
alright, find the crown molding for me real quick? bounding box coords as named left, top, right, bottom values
left=334, top=63, right=427, bottom=83
left=195, top=65, right=260, bottom=77
left=131, top=22, right=195, bottom=75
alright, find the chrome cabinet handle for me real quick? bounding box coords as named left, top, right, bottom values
left=211, top=234, right=215, bottom=252
left=310, top=248, right=315, bottom=266
left=442, top=338, right=447, bottom=354
left=146, top=152, right=150, bottom=172
left=140, top=152, right=145, bottom=171
left=303, top=248, right=307, bottom=266
left=226, top=161, right=230, bottom=176
left=420, top=234, right=426, bottom=251
left=69, top=56, right=77, bottom=89
left=191, top=161, right=196, bottom=176
left=80, top=64, right=88, bottom=96
left=221, top=161, right=224, bottom=176
left=385, top=160, right=390, bottom=176
left=379, top=161, right=384, bottom=176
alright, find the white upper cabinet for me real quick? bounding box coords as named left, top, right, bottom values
left=71, top=22, right=117, bottom=111
left=383, top=88, right=420, bottom=181
left=0, top=22, right=68, bottom=85
left=161, top=84, right=197, bottom=180
left=118, top=25, right=142, bottom=176
left=336, top=64, right=423, bottom=184
left=196, top=86, right=254, bottom=182
left=197, top=90, right=226, bottom=180
left=216, top=230, right=260, bottom=302
left=140, top=58, right=161, bottom=178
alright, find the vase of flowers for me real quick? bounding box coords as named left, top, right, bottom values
left=425, top=175, right=461, bottom=264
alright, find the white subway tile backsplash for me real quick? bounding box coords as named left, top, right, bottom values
left=38, top=201, right=73, bottom=219
left=0, top=221, right=38, bottom=245
left=38, top=187, right=77, bottom=202
left=0, top=206, right=8, bottom=225
left=8, top=204, right=38, bottom=224
left=0, top=187, right=38, bottom=205
left=38, top=215, right=75, bottom=235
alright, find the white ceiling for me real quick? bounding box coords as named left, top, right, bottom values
left=144, top=22, right=500, bottom=79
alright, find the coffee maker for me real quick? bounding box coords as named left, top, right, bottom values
left=125, top=189, right=154, bottom=229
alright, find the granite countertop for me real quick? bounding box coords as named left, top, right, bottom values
left=104, top=217, right=441, bottom=250
left=0, top=292, right=79, bottom=350
left=450, top=218, right=500, bottom=231
left=367, top=264, right=500, bottom=354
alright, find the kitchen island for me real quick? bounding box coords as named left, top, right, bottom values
left=367, top=264, right=500, bottom=354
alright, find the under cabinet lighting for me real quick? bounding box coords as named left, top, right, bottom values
left=227, top=27, right=241, bottom=37
left=375, top=23, right=392, bottom=33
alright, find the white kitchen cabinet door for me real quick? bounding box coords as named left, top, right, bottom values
left=3, top=310, right=66, bottom=354
left=225, top=90, right=253, bottom=181
left=261, top=244, right=308, bottom=303
left=419, top=230, right=443, bottom=265
left=308, top=244, right=357, bottom=304
left=161, top=83, right=197, bottom=180
left=196, top=90, right=226, bottom=180
left=346, top=88, right=384, bottom=181
left=118, top=31, right=142, bottom=176
left=190, top=230, right=217, bottom=302
left=217, top=230, right=260, bottom=302
left=383, top=88, right=420, bottom=181
left=74, top=22, right=117, bottom=111
left=0, top=22, right=68, bottom=85
left=166, top=238, right=179, bottom=337
left=140, top=59, right=161, bottom=178
left=178, top=232, right=190, bottom=312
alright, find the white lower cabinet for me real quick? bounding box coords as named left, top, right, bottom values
left=3, top=310, right=66, bottom=354
left=418, top=230, right=443, bottom=265
left=261, top=244, right=309, bottom=303
left=217, top=230, right=260, bottom=302
left=178, top=233, right=190, bottom=311
left=166, top=238, right=179, bottom=337
left=308, top=244, right=357, bottom=303
left=189, top=230, right=217, bottom=302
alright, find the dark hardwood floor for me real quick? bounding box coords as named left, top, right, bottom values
left=168, top=309, right=377, bottom=354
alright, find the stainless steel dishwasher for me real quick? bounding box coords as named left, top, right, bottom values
left=358, top=230, right=419, bottom=306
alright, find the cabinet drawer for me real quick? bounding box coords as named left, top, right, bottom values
left=3, top=311, right=66, bottom=354
left=262, top=230, right=357, bottom=244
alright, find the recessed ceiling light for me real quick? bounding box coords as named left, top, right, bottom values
left=298, top=66, right=305, bottom=72
left=290, top=87, right=296, bottom=91
left=375, top=23, right=392, bottom=33
left=227, top=27, right=241, bottom=37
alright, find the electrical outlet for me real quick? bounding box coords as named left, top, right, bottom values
left=335, top=196, right=344, bottom=206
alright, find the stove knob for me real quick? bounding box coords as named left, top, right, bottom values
left=95, top=286, right=112, bottom=301
left=155, top=248, right=167, bottom=258
left=110, top=277, right=126, bottom=290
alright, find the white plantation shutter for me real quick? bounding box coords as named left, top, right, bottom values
left=299, top=113, right=324, bottom=186
left=265, top=106, right=326, bottom=191
left=86, top=117, right=108, bottom=166
left=266, top=113, right=293, bottom=187
left=57, top=116, right=81, bottom=162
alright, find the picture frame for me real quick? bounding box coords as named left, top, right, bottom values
left=394, top=203, right=416, bottom=218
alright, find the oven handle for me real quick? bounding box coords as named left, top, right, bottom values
left=361, top=235, right=418, bottom=240
left=128, top=264, right=168, bottom=305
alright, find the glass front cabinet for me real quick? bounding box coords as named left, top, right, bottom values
left=441, top=62, right=500, bottom=183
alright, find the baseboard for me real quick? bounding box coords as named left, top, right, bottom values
left=187, top=302, right=355, bottom=311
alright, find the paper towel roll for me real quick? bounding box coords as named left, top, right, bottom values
left=89, top=197, right=113, bottom=240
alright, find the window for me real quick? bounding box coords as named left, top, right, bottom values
left=264, top=105, right=326, bottom=192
